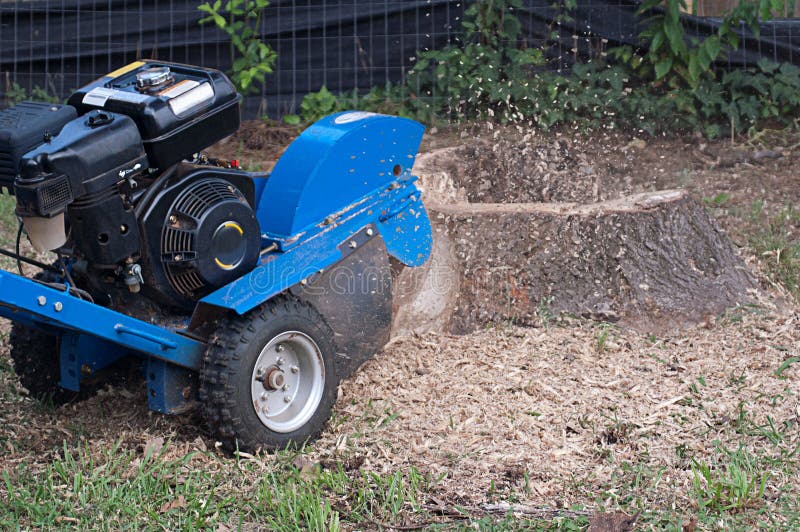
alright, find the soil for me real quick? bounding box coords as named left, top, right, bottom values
left=205, top=120, right=300, bottom=171
left=1, top=121, right=799, bottom=524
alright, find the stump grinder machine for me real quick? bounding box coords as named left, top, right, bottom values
left=0, top=61, right=431, bottom=451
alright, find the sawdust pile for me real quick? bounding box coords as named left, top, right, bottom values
left=422, top=136, right=600, bottom=204
left=313, top=302, right=800, bottom=509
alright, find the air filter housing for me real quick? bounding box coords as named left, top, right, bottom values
left=0, top=102, right=77, bottom=194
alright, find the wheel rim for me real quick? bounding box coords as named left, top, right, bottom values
left=250, top=331, right=326, bottom=433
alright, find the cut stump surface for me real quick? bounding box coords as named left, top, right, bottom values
left=393, top=148, right=759, bottom=334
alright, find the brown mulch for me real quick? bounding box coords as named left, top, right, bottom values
left=0, top=301, right=797, bottom=515
left=205, top=120, right=299, bottom=171
left=311, top=301, right=800, bottom=509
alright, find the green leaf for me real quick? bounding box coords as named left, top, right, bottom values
left=698, top=45, right=713, bottom=71
left=232, top=57, right=247, bottom=71
left=688, top=54, right=701, bottom=84
left=664, top=22, right=685, bottom=57
left=704, top=36, right=721, bottom=62
left=758, top=58, right=779, bottom=74
left=775, top=357, right=800, bottom=378
left=655, top=56, right=674, bottom=79
left=651, top=31, right=665, bottom=53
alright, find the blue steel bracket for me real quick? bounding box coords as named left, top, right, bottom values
left=145, top=358, right=198, bottom=414
left=0, top=270, right=205, bottom=371
left=375, top=186, right=433, bottom=267
left=59, top=333, right=130, bottom=391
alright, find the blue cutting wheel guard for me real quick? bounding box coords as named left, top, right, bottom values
left=200, top=111, right=433, bottom=316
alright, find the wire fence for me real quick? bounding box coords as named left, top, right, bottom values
left=1, top=0, right=799, bottom=118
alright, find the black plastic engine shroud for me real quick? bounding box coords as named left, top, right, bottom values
left=136, top=164, right=261, bottom=310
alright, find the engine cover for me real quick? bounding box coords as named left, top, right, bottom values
left=68, top=61, right=240, bottom=169
left=138, top=165, right=260, bottom=309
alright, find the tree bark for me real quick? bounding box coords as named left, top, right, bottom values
left=394, top=189, right=758, bottom=334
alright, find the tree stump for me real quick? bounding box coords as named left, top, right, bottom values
left=392, top=147, right=759, bottom=334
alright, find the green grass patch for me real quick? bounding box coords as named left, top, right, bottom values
left=0, top=440, right=584, bottom=530
left=0, top=193, right=16, bottom=242
left=691, top=445, right=768, bottom=514
left=750, top=204, right=800, bottom=299
left=704, top=192, right=731, bottom=207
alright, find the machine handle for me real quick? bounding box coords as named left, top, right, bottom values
left=113, top=324, right=178, bottom=350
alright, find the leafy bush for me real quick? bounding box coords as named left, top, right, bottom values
left=3, top=82, right=61, bottom=107
left=198, top=0, right=276, bottom=94
left=282, top=0, right=800, bottom=137
left=284, top=84, right=412, bottom=125
left=405, top=0, right=544, bottom=122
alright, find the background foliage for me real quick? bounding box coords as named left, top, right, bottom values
left=286, top=0, right=800, bottom=138
left=198, top=0, right=277, bottom=94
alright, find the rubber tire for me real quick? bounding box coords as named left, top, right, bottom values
left=199, top=297, right=338, bottom=452
left=7, top=322, right=82, bottom=405
left=7, top=269, right=79, bottom=404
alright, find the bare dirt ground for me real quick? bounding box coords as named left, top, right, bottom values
left=1, top=123, right=799, bottom=528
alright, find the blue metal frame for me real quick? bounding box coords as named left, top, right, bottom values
left=59, top=333, right=129, bottom=391
left=0, top=272, right=205, bottom=368
left=0, top=112, right=433, bottom=415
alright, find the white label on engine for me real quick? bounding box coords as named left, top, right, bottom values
left=168, top=82, right=214, bottom=115
left=158, top=79, right=200, bottom=99
left=82, top=87, right=116, bottom=107
left=109, top=90, right=150, bottom=104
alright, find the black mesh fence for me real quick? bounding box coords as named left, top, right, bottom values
left=1, top=0, right=799, bottom=118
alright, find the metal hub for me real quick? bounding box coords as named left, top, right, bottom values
left=264, top=367, right=285, bottom=390
left=250, top=331, right=325, bottom=433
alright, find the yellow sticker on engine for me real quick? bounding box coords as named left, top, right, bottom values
left=106, top=61, right=146, bottom=79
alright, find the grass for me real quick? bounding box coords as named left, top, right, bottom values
left=603, top=398, right=800, bottom=530
left=704, top=192, right=731, bottom=207
left=749, top=203, right=800, bottom=298
left=0, top=439, right=597, bottom=530
left=691, top=445, right=768, bottom=513
left=0, top=192, right=15, bottom=242
left=0, top=441, right=402, bottom=530
left=0, top=192, right=18, bottom=272
left=594, top=323, right=617, bottom=352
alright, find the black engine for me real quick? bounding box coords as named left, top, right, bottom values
left=0, top=62, right=262, bottom=311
